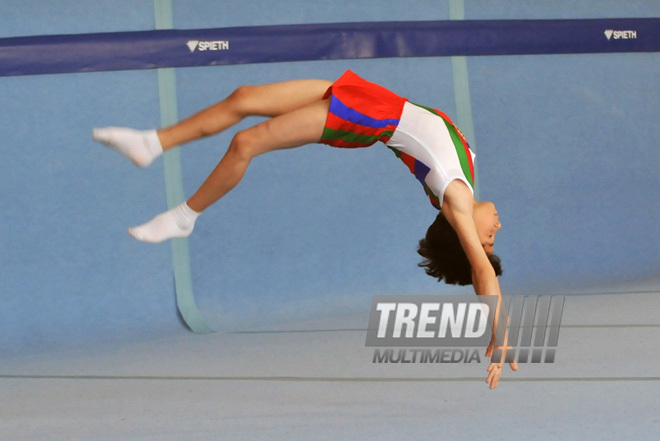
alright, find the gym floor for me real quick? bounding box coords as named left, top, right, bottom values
left=2, top=292, right=659, bottom=440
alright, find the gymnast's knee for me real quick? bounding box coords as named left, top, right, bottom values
left=227, top=128, right=259, bottom=161
left=227, top=85, right=255, bottom=116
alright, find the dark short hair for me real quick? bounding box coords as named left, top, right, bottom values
left=417, top=212, right=502, bottom=286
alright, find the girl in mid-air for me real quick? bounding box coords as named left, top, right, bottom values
left=93, top=69, right=517, bottom=388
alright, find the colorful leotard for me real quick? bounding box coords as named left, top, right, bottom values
left=320, top=70, right=475, bottom=210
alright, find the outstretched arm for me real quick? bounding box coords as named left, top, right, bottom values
left=442, top=182, right=518, bottom=389
left=441, top=182, right=499, bottom=294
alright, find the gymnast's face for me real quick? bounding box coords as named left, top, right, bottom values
left=473, top=201, right=501, bottom=255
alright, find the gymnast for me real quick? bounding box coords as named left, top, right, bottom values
left=93, top=69, right=518, bottom=388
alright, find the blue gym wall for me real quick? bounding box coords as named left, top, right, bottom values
left=1, top=0, right=659, bottom=357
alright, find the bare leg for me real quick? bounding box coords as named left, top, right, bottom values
left=93, top=78, right=331, bottom=168
left=128, top=98, right=331, bottom=243
left=186, top=98, right=330, bottom=212
left=158, top=79, right=332, bottom=150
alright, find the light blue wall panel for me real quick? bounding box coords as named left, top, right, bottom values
left=1, top=0, right=658, bottom=353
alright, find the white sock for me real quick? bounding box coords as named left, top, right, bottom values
left=92, top=127, right=163, bottom=167
left=128, top=202, right=201, bottom=243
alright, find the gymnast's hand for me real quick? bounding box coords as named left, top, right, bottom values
left=485, top=345, right=518, bottom=389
